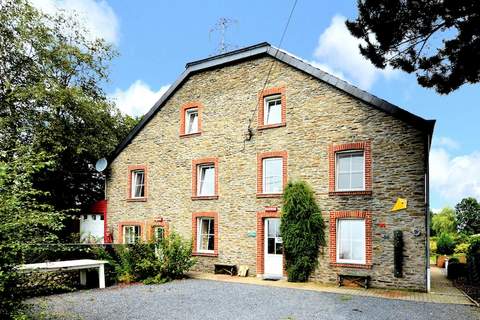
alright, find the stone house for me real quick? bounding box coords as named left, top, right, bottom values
left=105, top=43, right=435, bottom=291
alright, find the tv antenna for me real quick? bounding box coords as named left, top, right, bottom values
left=209, top=17, right=238, bottom=54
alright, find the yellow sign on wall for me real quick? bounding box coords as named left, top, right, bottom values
left=391, top=198, right=407, bottom=211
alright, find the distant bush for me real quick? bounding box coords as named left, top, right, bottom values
left=430, top=240, right=437, bottom=254
left=437, top=233, right=455, bottom=255
left=454, top=243, right=470, bottom=255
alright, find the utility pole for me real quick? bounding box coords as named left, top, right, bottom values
left=209, top=17, right=238, bottom=55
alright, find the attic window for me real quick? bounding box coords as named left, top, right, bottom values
left=180, top=102, right=203, bottom=137
left=186, top=108, right=199, bottom=134
left=258, top=87, right=286, bottom=129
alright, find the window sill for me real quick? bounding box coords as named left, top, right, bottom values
left=191, top=195, right=219, bottom=200
left=193, top=252, right=218, bottom=257
left=180, top=132, right=201, bottom=138
left=256, top=193, right=283, bottom=198
left=258, top=123, right=286, bottom=130
left=126, top=198, right=147, bottom=202
left=330, top=262, right=372, bottom=269
left=329, top=190, right=372, bottom=196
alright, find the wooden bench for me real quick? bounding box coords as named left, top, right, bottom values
left=337, top=273, right=370, bottom=289
left=18, top=259, right=109, bottom=289
left=214, top=263, right=237, bottom=276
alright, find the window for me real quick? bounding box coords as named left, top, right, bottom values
left=336, top=151, right=365, bottom=191
left=197, top=164, right=215, bottom=196
left=92, top=215, right=97, bottom=221
left=263, top=158, right=283, bottom=194
left=131, top=170, right=145, bottom=198
left=264, top=95, right=282, bottom=125
left=123, top=225, right=141, bottom=244
left=153, top=226, right=164, bottom=241
left=336, top=219, right=366, bottom=264
left=197, top=217, right=214, bottom=253
left=185, top=108, right=199, bottom=134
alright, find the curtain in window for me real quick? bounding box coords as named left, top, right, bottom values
left=336, top=152, right=364, bottom=191
left=132, top=171, right=145, bottom=197
left=263, top=158, right=282, bottom=193
left=338, top=219, right=365, bottom=262
left=186, top=110, right=198, bottom=133
left=265, top=98, right=282, bottom=124
left=198, top=165, right=214, bottom=196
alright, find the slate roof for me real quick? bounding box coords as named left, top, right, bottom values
left=109, top=42, right=435, bottom=162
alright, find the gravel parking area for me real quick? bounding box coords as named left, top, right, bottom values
left=30, top=279, right=479, bottom=320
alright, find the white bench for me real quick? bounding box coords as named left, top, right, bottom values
left=18, top=259, right=109, bottom=289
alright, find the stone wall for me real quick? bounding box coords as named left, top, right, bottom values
left=106, top=56, right=428, bottom=291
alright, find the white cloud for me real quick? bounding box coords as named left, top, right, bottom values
left=433, top=136, right=460, bottom=150
left=109, top=80, right=170, bottom=117
left=30, top=0, right=119, bottom=44
left=312, top=15, right=397, bottom=90
left=430, top=147, right=480, bottom=203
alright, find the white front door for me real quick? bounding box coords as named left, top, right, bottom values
left=264, top=218, right=283, bottom=278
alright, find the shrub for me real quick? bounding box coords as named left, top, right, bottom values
left=447, top=261, right=466, bottom=279
left=454, top=243, right=470, bottom=255
left=281, top=181, right=325, bottom=282
left=430, top=240, right=437, bottom=254
left=436, top=233, right=455, bottom=255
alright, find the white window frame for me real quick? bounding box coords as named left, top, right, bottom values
left=335, top=150, right=365, bottom=192
left=131, top=170, right=145, bottom=198
left=196, top=217, right=214, bottom=253
left=336, top=219, right=366, bottom=264
left=185, top=108, right=199, bottom=134
left=123, top=225, right=141, bottom=244
left=197, top=163, right=215, bottom=196
left=153, top=226, right=164, bottom=241
left=263, top=94, right=282, bottom=125
left=262, top=157, right=283, bottom=194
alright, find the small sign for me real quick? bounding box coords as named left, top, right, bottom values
left=247, top=231, right=256, bottom=237
left=391, top=198, right=407, bottom=211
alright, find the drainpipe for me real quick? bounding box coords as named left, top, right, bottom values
left=425, top=133, right=432, bottom=293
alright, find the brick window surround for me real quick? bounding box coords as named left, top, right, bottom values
left=328, top=141, right=372, bottom=196
left=257, top=151, right=288, bottom=198
left=117, top=220, right=144, bottom=244
left=192, top=212, right=218, bottom=257
left=257, top=87, right=286, bottom=130
left=256, top=210, right=286, bottom=275
left=127, top=165, right=148, bottom=201
left=146, top=219, right=169, bottom=241
left=191, top=157, right=219, bottom=200
left=329, top=211, right=373, bottom=269
left=180, top=101, right=203, bottom=137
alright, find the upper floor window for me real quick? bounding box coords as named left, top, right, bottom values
left=336, top=151, right=365, bottom=191
left=131, top=170, right=145, bottom=198
left=123, top=225, right=141, bottom=244
left=180, top=102, right=203, bottom=137
left=257, top=151, right=287, bottom=197
left=258, top=87, right=286, bottom=129
left=264, top=95, right=282, bottom=125
left=192, top=158, right=219, bottom=200
left=185, top=108, right=199, bottom=134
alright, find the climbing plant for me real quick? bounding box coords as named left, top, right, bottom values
left=281, top=181, right=325, bottom=282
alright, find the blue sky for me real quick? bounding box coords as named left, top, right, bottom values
left=33, top=0, right=480, bottom=211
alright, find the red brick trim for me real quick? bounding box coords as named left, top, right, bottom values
left=127, top=165, right=148, bottom=201
left=257, top=151, right=287, bottom=198
left=180, top=101, right=203, bottom=137
left=256, top=211, right=283, bottom=275
left=146, top=219, right=169, bottom=241
left=328, top=141, right=372, bottom=196
left=257, top=87, right=286, bottom=130
left=117, top=220, right=144, bottom=244
left=192, top=212, right=218, bottom=257
left=329, top=211, right=372, bottom=269
left=191, top=157, right=219, bottom=200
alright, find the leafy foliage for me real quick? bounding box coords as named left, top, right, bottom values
left=0, top=148, right=64, bottom=319
left=454, top=242, right=470, bottom=255
left=0, top=0, right=137, bottom=213
left=436, top=233, right=455, bottom=255
left=431, top=207, right=456, bottom=236
left=281, top=181, right=325, bottom=282
left=455, top=197, right=480, bottom=235
left=347, top=0, right=480, bottom=94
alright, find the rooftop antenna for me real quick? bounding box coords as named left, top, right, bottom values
left=209, top=17, right=238, bottom=55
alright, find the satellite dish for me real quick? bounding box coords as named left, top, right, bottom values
left=95, top=158, right=108, bottom=172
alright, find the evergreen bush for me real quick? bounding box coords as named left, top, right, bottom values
left=437, top=233, right=456, bottom=255
left=281, top=181, right=325, bottom=282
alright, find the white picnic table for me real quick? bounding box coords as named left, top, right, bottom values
left=18, top=259, right=109, bottom=288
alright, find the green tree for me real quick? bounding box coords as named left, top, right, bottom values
left=0, top=0, right=137, bottom=213
left=431, top=207, right=456, bottom=236
left=455, top=197, right=480, bottom=235
left=281, top=181, right=325, bottom=282
left=346, top=1, right=480, bottom=94
left=0, top=147, right=64, bottom=319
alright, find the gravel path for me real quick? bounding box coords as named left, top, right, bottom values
left=30, top=279, right=479, bottom=320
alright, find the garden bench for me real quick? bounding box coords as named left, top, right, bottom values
left=337, top=273, right=370, bottom=289
left=214, top=263, right=237, bottom=276
left=18, top=259, right=109, bottom=289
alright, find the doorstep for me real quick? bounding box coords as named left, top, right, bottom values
left=186, top=272, right=475, bottom=306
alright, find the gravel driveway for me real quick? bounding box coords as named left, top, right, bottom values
left=30, top=279, right=479, bottom=320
